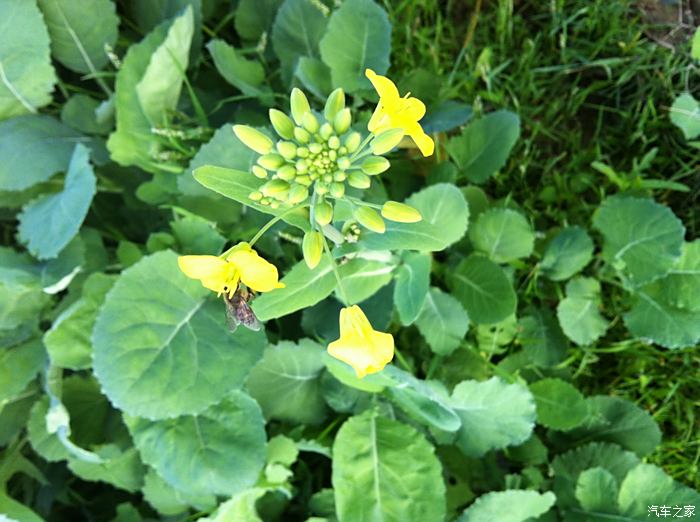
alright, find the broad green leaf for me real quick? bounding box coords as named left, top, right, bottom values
left=198, top=488, right=268, bottom=522
left=529, top=378, right=587, bottom=431
left=477, top=314, right=518, bottom=354
left=670, top=93, right=700, bottom=139
left=142, top=469, right=189, bottom=515
left=323, top=355, right=397, bottom=394
left=692, top=26, right=700, bottom=60
left=107, top=8, right=194, bottom=172
left=415, top=287, right=469, bottom=356
left=394, top=252, right=430, bottom=325
left=332, top=410, right=446, bottom=522
left=383, top=366, right=461, bottom=432
left=552, top=442, right=640, bottom=509
left=518, top=308, right=568, bottom=366
left=27, top=396, right=69, bottom=462
left=592, top=196, right=684, bottom=286
left=61, top=94, right=113, bottom=135
left=0, top=383, right=38, bottom=446
left=93, top=250, right=266, bottom=419
left=45, top=273, right=115, bottom=369
left=449, top=377, right=536, bottom=457
left=252, top=257, right=336, bottom=321
left=193, top=165, right=311, bottom=231
left=554, top=396, right=661, bottom=458
left=469, top=208, right=534, bottom=263
left=651, top=240, right=700, bottom=311
left=18, top=144, right=96, bottom=260
left=272, top=0, right=329, bottom=82
left=234, top=0, right=282, bottom=40
left=337, top=258, right=393, bottom=305
left=0, top=0, right=56, bottom=119
left=207, top=40, right=269, bottom=97
left=246, top=340, right=328, bottom=425
left=68, top=445, right=145, bottom=492
left=0, top=339, right=45, bottom=405
left=446, top=110, right=520, bottom=183
left=0, top=115, right=82, bottom=191
left=171, top=216, right=226, bottom=255
left=575, top=467, right=618, bottom=514
left=448, top=254, right=516, bottom=324
left=624, top=285, right=700, bottom=349
left=0, top=494, right=43, bottom=522
left=618, top=463, right=700, bottom=518
left=557, top=277, right=609, bottom=346
left=361, top=183, right=469, bottom=252
left=319, top=0, right=391, bottom=93
left=458, top=490, right=555, bottom=522
left=422, top=100, right=473, bottom=134
left=37, top=0, right=119, bottom=73
left=295, top=56, right=333, bottom=98
left=540, top=226, right=594, bottom=281
left=127, top=392, right=266, bottom=497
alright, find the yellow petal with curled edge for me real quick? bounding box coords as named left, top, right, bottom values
left=178, top=255, right=236, bottom=294
left=327, top=305, right=394, bottom=378
left=227, top=247, right=284, bottom=293
left=365, top=68, right=400, bottom=104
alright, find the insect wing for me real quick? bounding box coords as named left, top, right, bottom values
left=224, top=296, right=242, bottom=332
left=236, top=298, right=262, bottom=331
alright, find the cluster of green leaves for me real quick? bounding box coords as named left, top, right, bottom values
left=0, top=0, right=698, bottom=521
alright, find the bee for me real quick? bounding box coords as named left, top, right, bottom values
left=222, top=285, right=262, bottom=332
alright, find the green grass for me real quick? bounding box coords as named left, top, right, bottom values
left=384, top=0, right=700, bottom=488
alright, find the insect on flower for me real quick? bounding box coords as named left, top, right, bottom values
left=222, top=285, right=262, bottom=332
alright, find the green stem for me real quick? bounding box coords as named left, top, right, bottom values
left=248, top=205, right=308, bottom=248
left=349, top=133, right=375, bottom=162
left=322, top=235, right=350, bottom=305
left=393, top=347, right=412, bottom=372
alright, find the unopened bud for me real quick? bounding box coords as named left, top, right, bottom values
left=328, top=136, right=340, bottom=150
left=270, top=200, right=280, bottom=209
left=348, top=171, right=371, bottom=189
left=344, top=132, right=362, bottom=153
left=297, top=146, right=309, bottom=158
left=309, top=143, right=323, bottom=155
left=251, top=165, right=268, bottom=179
left=294, top=127, right=310, bottom=143
left=288, top=184, right=309, bottom=204
left=361, top=156, right=390, bottom=175
left=258, top=153, right=285, bottom=170
left=277, top=141, right=297, bottom=159
left=324, top=88, right=345, bottom=122
left=269, top=109, right=295, bottom=139
left=315, top=183, right=329, bottom=195
left=302, top=112, right=319, bottom=133
left=249, top=191, right=263, bottom=201
left=382, top=201, right=422, bottom=223
left=290, top=88, right=310, bottom=124
left=233, top=125, right=272, bottom=154
left=276, top=165, right=296, bottom=181
left=319, top=122, right=333, bottom=140
left=295, top=159, right=308, bottom=173
left=354, top=206, right=386, bottom=233
left=330, top=182, right=345, bottom=198
left=261, top=179, right=289, bottom=197
left=296, top=175, right=312, bottom=186
left=302, top=231, right=324, bottom=269
left=314, top=200, right=333, bottom=226
left=333, top=108, right=351, bottom=134
left=370, top=128, right=404, bottom=155
left=337, top=156, right=351, bottom=170
left=334, top=171, right=347, bottom=182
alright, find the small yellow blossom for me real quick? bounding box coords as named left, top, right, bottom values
left=328, top=305, right=394, bottom=378
left=178, top=242, right=284, bottom=298
left=365, top=68, right=434, bottom=157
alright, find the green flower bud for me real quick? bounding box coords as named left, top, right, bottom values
left=276, top=165, right=296, bottom=181
left=251, top=165, right=268, bottom=179
left=258, top=153, right=285, bottom=170
left=354, top=206, right=385, bottom=233
left=323, top=173, right=333, bottom=183
left=361, top=156, right=390, bottom=175
left=315, top=183, right=329, bottom=195
left=324, top=88, right=345, bottom=122
left=370, top=128, right=404, bottom=155
left=381, top=201, right=423, bottom=223
left=269, top=109, right=295, bottom=139
left=334, top=171, right=347, bottom=182
left=273, top=189, right=290, bottom=201
left=290, top=88, right=310, bottom=124
left=288, top=184, right=309, bottom=204
left=260, top=198, right=270, bottom=206
left=333, top=108, right=352, bottom=134
left=302, top=111, right=319, bottom=133
left=261, top=179, right=290, bottom=197
left=348, top=171, right=371, bottom=189
left=328, top=150, right=338, bottom=161
left=314, top=200, right=333, bottom=226
left=319, top=122, right=333, bottom=140
left=233, top=125, right=273, bottom=154
left=294, top=127, right=310, bottom=143
left=249, top=191, right=263, bottom=201
left=297, top=146, right=309, bottom=158
left=295, top=159, right=309, bottom=173
left=296, top=175, right=312, bottom=186
left=277, top=141, right=297, bottom=160
left=309, top=143, right=323, bottom=155
left=337, top=156, right=351, bottom=170
left=330, top=182, right=345, bottom=198
left=344, top=132, right=362, bottom=153
left=339, top=146, right=348, bottom=155
left=270, top=200, right=280, bottom=209
left=302, top=231, right=324, bottom=269
left=328, top=136, right=340, bottom=150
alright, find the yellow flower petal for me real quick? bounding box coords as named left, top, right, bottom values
left=178, top=255, right=234, bottom=293
left=406, top=125, right=435, bottom=157
left=327, top=305, right=394, bottom=378
left=227, top=248, right=284, bottom=293
left=365, top=68, right=399, bottom=104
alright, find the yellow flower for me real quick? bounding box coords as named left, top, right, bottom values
left=328, top=305, right=394, bottom=378
left=365, top=68, right=434, bottom=157
left=178, top=242, right=284, bottom=298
